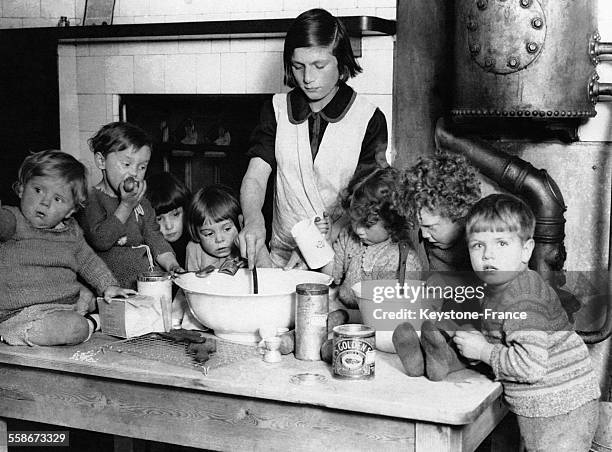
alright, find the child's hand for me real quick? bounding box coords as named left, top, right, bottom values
left=103, top=286, right=137, bottom=302
left=314, top=212, right=330, bottom=237
left=453, top=330, right=492, bottom=363
left=119, top=177, right=146, bottom=210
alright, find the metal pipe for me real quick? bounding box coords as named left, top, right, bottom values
left=593, top=82, right=612, bottom=98
left=435, top=118, right=612, bottom=343
left=576, top=173, right=612, bottom=343
left=594, top=41, right=612, bottom=57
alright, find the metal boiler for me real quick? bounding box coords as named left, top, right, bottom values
left=452, top=0, right=612, bottom=120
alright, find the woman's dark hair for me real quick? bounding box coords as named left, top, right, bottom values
left=88, top=121, right=153, bottom=157
left=283, top=8, right=362, bottom=88
left=340, top=166, right=410, bottom=242
left=187, top=185, right=241, bottom=243
left=146, top=172, right=191, bottom=215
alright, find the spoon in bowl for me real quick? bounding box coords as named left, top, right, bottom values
left=252, top=263, right=259, bottom=294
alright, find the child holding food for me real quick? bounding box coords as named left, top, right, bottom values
left=321, top=166, right=423, bottom=308
left=454, top=194, right=600, bottom=451
left=77, top=122, right=184, bottom=289
left=0, top=150, right=135, bottom=346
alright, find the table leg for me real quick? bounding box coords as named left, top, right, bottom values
left=0, top=418, right=7, bottom=452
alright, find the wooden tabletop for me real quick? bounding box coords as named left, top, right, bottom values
left=0, top=333, right=502, bottom=426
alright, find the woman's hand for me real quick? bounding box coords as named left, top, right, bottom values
left=453, top=330, right=493, bottom=363
left=237, top=215, right=267, bottom=269
left=103, top=286, right=137, bottom=302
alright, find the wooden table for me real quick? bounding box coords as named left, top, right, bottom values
left=0, top=334, right=506, bottom=451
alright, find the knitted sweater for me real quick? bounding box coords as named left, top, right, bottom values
left=0, top=206, right=118, bottom=322
left=331, top=228, right=423, bottom=306
left=482, top=269, right=600, bottom=417
left=77, top=189, right=173, bottom=289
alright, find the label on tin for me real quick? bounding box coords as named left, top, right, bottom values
left=333, top=337, right=375, bottom=379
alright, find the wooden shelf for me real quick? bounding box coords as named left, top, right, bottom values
left=0, top=16, right=395, bottom=42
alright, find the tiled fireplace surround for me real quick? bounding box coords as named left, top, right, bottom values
left=58, top=28, right=395, bottom=181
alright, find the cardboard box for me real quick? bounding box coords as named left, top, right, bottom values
left=97, top=295, right=164, bottom=338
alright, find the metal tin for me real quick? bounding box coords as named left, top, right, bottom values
left=294, top=283, right=329, bottom=361
left=332, top=324, right=376, bottom=380
left=137, top=271, right=172, bottom=332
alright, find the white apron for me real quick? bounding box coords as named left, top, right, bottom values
left=270, top=92, right=376, bottom=266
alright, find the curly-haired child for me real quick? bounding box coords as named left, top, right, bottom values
left=392, top=151, right=483, bottom=379
left=0, top=150, right=134, bottom=346
left=321, top=166, right=423, bottom=308
left=395, top=151, right=481, bottom=272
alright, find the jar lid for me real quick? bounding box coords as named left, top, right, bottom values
left=137, top=271, right=171, bottom=282
left=296, top=283, right=329, bottom=295
left=333, top=324, right=375, bottom=337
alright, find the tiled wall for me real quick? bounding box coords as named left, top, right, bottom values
left=58, top=33, right=395, bottom=179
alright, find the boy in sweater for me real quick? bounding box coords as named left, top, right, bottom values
left=454, top=193, right=600, bottom=451
left=0, top=150, right=135, bottom=346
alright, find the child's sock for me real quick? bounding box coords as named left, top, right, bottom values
left=392, top=322, right=424, bottom=377
left=420, top=320, right=465, bottom=381
left=84, top=313, right=101, bottom=341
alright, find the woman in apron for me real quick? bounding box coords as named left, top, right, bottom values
left=239, top=8, right=388, bottom=268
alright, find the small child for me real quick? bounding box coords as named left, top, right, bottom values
left=146, top=172, right=191, bottom=268
left=454, top=194, right=600, bottom=451
left=322, top=167, right=423, bottom=308
left=177, top=185, right=273, bottom=329
left=0, top=150, right=134, bottom=346
left=186, top=185, right=273, bottom=271
left=77, top=122, right=183, bottom=289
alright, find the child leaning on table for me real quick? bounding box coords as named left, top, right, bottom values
left=77, top=122, right=184, bottom=290
left=0, top=150, right=135, bottom=346
left=175, top=185, right=274, bottom=329
left=320, top=166, right=424, bottom=309
left=454, top=193, right=600, bottom=452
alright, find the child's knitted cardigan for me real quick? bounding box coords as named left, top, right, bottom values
left=0, top=206, right=118, bottom=322
left=482, top=269, right=600, bottom=417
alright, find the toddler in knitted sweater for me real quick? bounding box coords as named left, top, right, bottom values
left=0, top=150, right=135, bottom=346
left=454, top=194, right=600, bottom=451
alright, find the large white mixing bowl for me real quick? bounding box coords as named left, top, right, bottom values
left=174, top=268, right=333, bottom=344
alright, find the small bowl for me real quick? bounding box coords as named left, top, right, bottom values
left=352, top=279, right=426, bottom=353
left=174, top=268, right=332, bottom=344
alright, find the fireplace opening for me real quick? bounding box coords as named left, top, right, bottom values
left=121, top=93, right=275, bottom=243
left=121, top=94, right=271, bottom=194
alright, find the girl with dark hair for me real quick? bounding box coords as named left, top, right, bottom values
left=146, top=172, right=191, bottom=267
left=185, top=185, right=272, bottom=272
left=239, top=8, right=389, bottom=270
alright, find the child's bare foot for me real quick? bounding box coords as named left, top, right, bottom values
left=392, top=322, right=424, bottom=377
